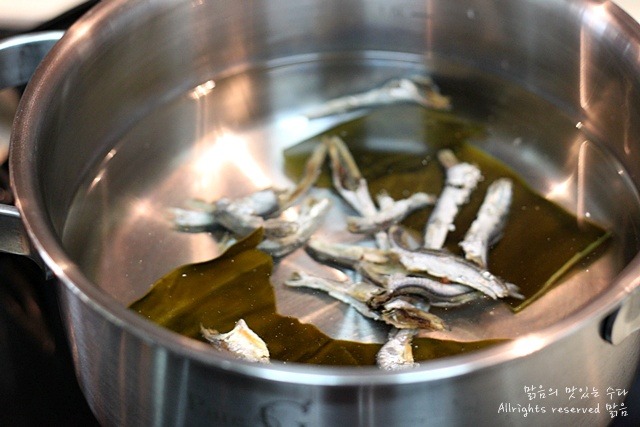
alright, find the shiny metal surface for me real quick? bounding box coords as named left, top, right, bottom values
left=4, top=0, right=640, bottom=425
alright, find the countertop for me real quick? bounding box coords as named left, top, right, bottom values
left=617, top=0, right=640, bottom=22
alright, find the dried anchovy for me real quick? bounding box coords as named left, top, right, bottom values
left=171, top=142, right=326, bottom=232
left=346, top=192, right=436, bottom=234
left=459, top=178, right=513, bottom=267
left=172, top=143, right=328, bottom=255
left=305, top=76, right=451, bottom=119
left=284, top=271, right=446, bottom=331
left=201, top=319, right=270, bottom=363
left=423, top=150, right=483, bottom=249
left=214, top=191, right=285, bottom=236
left=384, top=274, right=482, bottom=308
left=391, top=228, right=522, bottom=300
left=326, top=135, right=390, bottom=249
left=284, top=271, right=387, bottom=322
left=306, top=238, right=393, bottom=270
left=376, top=328, right=419, bottom=371
left=171, top=201, right=216, bottom=232
left=276, top=141, right=328, bottom=210
left=378, top=297, right=447, bottom=331
left=355, top=259, right=479, bottom=307
left=258, top=197, right=331, bottom=257
left=306, top=236, right=520, bottom=302
left=326, top=135, right=377, bottom=217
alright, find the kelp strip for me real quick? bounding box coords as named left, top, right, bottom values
left=130, top=229, right=502, bottom=365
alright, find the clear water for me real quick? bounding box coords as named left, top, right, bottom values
left=62, top=54, right=640, bottom=344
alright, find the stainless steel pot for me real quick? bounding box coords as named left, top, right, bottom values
left=2, top=0, right=640, bottom=425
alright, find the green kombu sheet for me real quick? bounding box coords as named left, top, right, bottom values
left=131, top=230, right=501, bottom=365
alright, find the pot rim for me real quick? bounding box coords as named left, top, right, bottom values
left=9, top=0, right=640, bottom=386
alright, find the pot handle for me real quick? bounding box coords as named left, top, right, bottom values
left=0, top=1, right=98, bottom=86
left=0, top=204, right=43, bottom=269
left=0, top=32, right=64, bottom=271
left=602, top=287, right=640, bottom=345
left=0, top=31, right=64, bottom=88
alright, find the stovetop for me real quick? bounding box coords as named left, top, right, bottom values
left=0, top=2, right=639, bottom=426
left=0, top=254, right=98, bottom=425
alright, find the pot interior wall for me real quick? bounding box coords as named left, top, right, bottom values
left=21, top=0, right=640, bottom=344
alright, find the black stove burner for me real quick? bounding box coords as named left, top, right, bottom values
left=0, top=255, right=98, bottom=426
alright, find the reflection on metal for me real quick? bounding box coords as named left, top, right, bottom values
left=193, top=131, right=272, bottom=192
left=577, top=140, right=589, bottom=224
left=190, top=80, right=215, bottom=100
left=546, top=176, right=573, bottom=202
left=509, top=335, right=547, bottom=358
